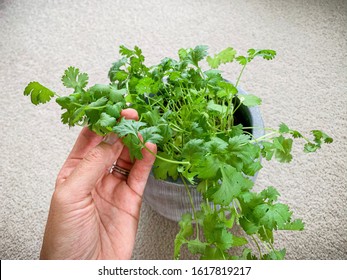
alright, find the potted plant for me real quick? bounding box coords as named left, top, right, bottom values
left=24, top=44, right=332, bottom=260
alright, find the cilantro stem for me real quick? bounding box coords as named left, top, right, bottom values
left=146, top=96, right=166, bottom=110
left=86, top=105, right=107, bottom=110
left=180, top=174, right=200, bottom=240
left=250, top=132, right=278, bottom=143
left=168, top=142, right=182, bottom=153
left=197, top=66, right=205, bottom=79
left=141, top=143, right=190, bottom=165
left=262, top=225, right=277, bottom=254
left=233, top=198, right=242, bottom=217
left=71, top=102, right=107, bottom=111
left=219, top=248, right=226, bottom=260
left=232, top=99, right=243, bottom=115
left=169, top=123, right=185, bottom=132
left=251, top=235, right=263, bottom=259
left=235, top=63, right=247, bottom=88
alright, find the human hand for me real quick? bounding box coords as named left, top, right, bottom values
left=40, top=109, right=157, bottom=259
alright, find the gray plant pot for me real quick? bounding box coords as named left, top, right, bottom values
left=143, top=87, right=264, bottom=221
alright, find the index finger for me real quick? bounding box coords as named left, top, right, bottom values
left=67, top=127, right=104, bottom=161
left=56, top=127, right=104, bottom=185
left=56, top=109, right=139, bottom=185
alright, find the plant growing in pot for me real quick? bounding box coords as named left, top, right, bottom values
left=24, top=44, right=332, bottom=260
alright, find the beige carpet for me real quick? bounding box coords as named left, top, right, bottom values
left=0, top=0, right=346, bottom=260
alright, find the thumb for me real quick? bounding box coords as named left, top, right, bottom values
left=127, top=142, right=157, bottom=196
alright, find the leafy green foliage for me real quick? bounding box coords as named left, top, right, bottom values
left=24, top=44, right=332, bottom=260
left=236, top=49, right=276, bottom=66
left=174, top=213, right=194, bottom=259
left=211, top=165, right=253, bottom=205
left=238, top=93, right=262, bottom=107
left=24, top=82, right=55, bottom=105
left=61, top=66, right=89, bottom=91
left=113, top=118, right=163, bottom=160
left=304, top=130, right=334, bottom=153
left=207, top=47, right=236, bottom=69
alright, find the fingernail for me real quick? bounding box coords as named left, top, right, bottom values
left=103, top=133, right=119, bottom=145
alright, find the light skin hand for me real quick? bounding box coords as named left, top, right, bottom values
left=40, top=109, right=157, bottom=259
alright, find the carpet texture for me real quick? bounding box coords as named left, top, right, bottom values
left=0, top=0, right=346, bottom=260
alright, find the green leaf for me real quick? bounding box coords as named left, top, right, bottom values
left=200, top=246, right=226, bottom=260
left=179, top=213, right=194, bottom=238
left=262, top=136, right=294, bottom=163
left=239, top=217, right=259, bottom=235
left=248, top=49, right=277, bottom=61
left=207, top=47, right=236, bottom=69
left=196, top=155, right=221, bottom=180
left=191, top=45, right=208, bottom=66
left=60, top=111, right=71, bottom=124
left=236, top=56, right=248, bottom=66
left=261, top=141, right=275, bottom=160
left=187, top=239, right=208, bottom=255
left=108, top=57, right=128, bottom=82
left=237, top=94, right=262, bottom=107
left=230, top=234, right=249, bottom=247
left=135, top=77, right=154, bottom=94
left=282, top=219, right=305, bottom=231
left=217, top=81, right=238, bottom=98
left=204, top=69, right=223, bottom=86
left=291, top=130, right=303, bottom=138
left=174, top=235, right=186, bottom=260
left=111, top=118, right=149, bottom=160
left=169, top=71, right=181, bottom=81
left=304, top=142, right=318, bottom=153
left=273, top=136, right=293, bottom=163
left=211, top=165, right=253, bottom=206
left=310, top=130, right=334, bottom=148
left=109, top=88, right=126, bottom=103
left=182, top=139, right=207, bottom=162
left=24, top=82, right=55, bottom=105
left=105, top=103, right=122, bottom=119
left=61, top=66, right=88, bottom=90
left=174, top=213, right=194, bottom=259
left=262, top=249, right=286, bottom=260
left=71, top=106, right=86, bottom=125
left=85, top=108, right=101, bottom=125
left=122, top=134, right=143, bottom=161
left=241, top=248, right=258, bottom=260
left=119, top=45, right=135, bottom=57
left=279, top=123, right=290, bottom=133
left=207, top=100, right=227, bottom=113
left=112, top=118, right=146, bottom=138
left=178, top=48, right=188, bottom=61
left=153, top=152, right=179, bottom=180
left=205, top=137, right=228, bottom=155
left=258, top=226, right=274, bottom=243
left=227, top=135, right=261, bottom=176
left=98, top=112, right=117, bottom=128
left=89, top=84, right=111, bottom=99
left=56, top=96, right=71, bottom=109
left=253, top=203, right=292, bottom=230
left=142, top=109, right=161, bottom=126
left=139, top=126, right=163, bottom=144
left=203, top=212, right=248, bottom=251
left=88, top=96, right=108, bottom=108
left=260, top=186, right=280, bottom=202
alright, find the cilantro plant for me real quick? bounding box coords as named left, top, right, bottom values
left=24, top=45, right=333, bottom=260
